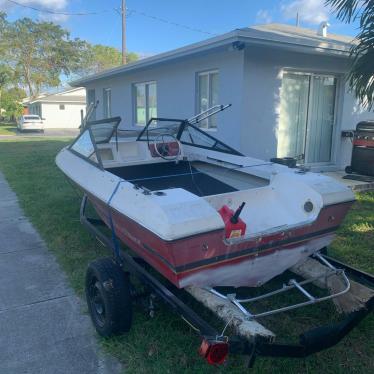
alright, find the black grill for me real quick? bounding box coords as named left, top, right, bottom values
left=346, top=121, right=374, bottom=176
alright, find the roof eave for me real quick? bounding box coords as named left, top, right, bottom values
left=70, top=30, right=241, bottom=86
left=236, top=30, right=352, bottom=56
left=28, top=99, right=86, bottom=104
left=71, top=29, right=352, bottom=86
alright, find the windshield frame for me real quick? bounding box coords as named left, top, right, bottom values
left=68, top=116, right=121, bottom=169
left=136, top=117, right=243, bottom=156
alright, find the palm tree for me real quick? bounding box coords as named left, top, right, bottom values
left=326, top=0, right=374, bottom=109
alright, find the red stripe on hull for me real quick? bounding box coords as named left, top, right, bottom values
left=89, top=194, right=352, bottom=288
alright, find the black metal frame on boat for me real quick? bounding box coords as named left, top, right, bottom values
left=69, top=116, right=122, bottom=170
left=80, top=194, right=374, bottom=366
left=136, top=104, right=243, bottom=156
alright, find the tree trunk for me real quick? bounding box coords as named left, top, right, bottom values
left=23, top=65, right=34, bottom=97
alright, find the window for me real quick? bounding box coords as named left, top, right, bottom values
left=103, top=88, right=111, bottom=118
left=24, top=115, right=41, bottom=121
left=30, top=103, right=42, bottom=117
left=134, top=81, right=157, bottom=125
left=59, top=104, right=65, bottom=110
left=197, top=70, right=219, bottom=129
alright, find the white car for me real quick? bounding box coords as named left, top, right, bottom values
left=18, top=115, right=44, bottom=132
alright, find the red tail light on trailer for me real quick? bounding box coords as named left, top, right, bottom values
left=199, top=338, right=229, bottom=365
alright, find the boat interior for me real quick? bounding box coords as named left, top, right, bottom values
left=108, top=161, right=269, bottom=197
left=84, top=116, right=270, bottom=197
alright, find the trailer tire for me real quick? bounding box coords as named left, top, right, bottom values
left=85, top=257, right=132, bottom=337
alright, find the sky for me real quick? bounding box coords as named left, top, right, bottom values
left=0, top=0, right=361, bottom=56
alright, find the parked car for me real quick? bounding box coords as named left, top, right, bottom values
left=17, top=115, right=44, bottom=132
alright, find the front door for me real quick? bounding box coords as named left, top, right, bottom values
left=277, top=72, right=337, bottom=164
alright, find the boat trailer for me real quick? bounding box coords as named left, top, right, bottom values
left=80, top=194, right=374, bottom=367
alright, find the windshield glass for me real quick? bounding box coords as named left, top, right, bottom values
left=86, top=117, right=121, bottom=144
left=24, top=115, right=40, bottom=120
left=71, top=130, right=95, bottom=158
left=137, top=119, right=181, bottom=141
left=68, top=116, right=121, bottom=168
left=137, top=118, right=242, bottom=155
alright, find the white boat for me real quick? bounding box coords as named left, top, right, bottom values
left=56, top=105, right=355, bottom=289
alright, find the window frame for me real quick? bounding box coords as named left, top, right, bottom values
left=133, top=81, right=157, bottom=126
left=196, top=70, right=219, bottom=130
left=103, top=87, right=112, bottom=118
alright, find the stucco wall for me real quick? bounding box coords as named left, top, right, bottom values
left=242, top=46, right=373, bottom=169
left=85, top=47, right=245, bottom=149
left=41, top=102, right=86, bottom=128
left=83, top=45, right=373, bottom=170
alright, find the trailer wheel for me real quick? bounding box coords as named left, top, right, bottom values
left=85, top=257, right=132, bottom=337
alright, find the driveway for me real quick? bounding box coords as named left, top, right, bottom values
left=19, top=128, right=80, bottom=137
left=0, top=172, right=121, bottom=374
left=0, top=128, right=79, bottom=139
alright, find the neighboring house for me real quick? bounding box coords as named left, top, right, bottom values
left=23, top=87, right=86, bottom=129
left=71, top=23, right=373, bottom=171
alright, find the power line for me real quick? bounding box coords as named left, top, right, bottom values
left=5, top=0, right=109, bottom=16
left=127, top=8, right=217, bottom=36
left=6, top=0, right=216, bottom=36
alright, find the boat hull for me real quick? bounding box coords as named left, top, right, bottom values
left=88, top=192, right=352, bottom=288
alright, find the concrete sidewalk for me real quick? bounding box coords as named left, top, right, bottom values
left=0, top=173, right=121, bottom=374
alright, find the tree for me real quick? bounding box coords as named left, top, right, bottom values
left=1, top=87, right=25, bottom=120
left=0, top=65, right=14, bottom=119
left=0, top=13, right=139, bottom=100
left=3, top=16, right=88, bottom=97
left=326, top=0, right=374, bottom=109
left=80, top=44, right=139, bottom=75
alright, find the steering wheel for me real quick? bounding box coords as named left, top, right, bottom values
left=153, top=133, right=182, bottom=161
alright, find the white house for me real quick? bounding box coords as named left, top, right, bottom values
left=24, top=87, right=86, bottom=129
left=71, top=23, right=373, bottom=171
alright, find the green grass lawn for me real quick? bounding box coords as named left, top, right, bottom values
left=0, top=122, right=17, bottom=135
left=0, top=138, right=373, bottom=373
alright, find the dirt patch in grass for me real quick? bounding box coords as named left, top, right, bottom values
left=0, top=138, right=373, bottom=373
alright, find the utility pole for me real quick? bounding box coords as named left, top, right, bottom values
left=121, top=0, right=126, bottom=64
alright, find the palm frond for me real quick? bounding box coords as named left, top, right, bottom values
left=326, top=0, right=374, bottom=109
left=325, top=0, right=361, bottom=22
